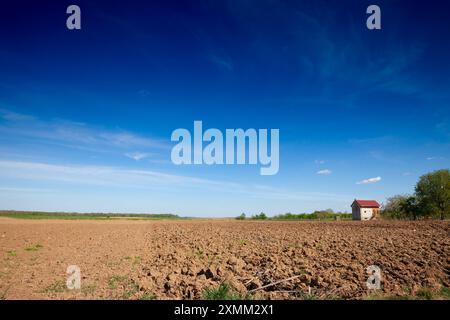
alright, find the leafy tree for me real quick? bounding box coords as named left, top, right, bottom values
left=415, top=169, right=450, bottom=220
left=258, top=212, right=267, bottom=220
left=251, top=212, right=267, bottom=220
left=284, top=213, right=294, bottom=219
left=400, top=195, right=420, bottom=220
left=382, top=194, right=412, bottom=219
left=314, top=210, right=329, bottom=220
left=383, top=195, right=404, bottom=217
left=235, top=213, right=246, bottom=220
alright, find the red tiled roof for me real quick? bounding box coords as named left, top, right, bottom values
left=352, top=199, right=380, bottom=208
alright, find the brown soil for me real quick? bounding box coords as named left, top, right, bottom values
left=0, top=218, right=449, bottom=300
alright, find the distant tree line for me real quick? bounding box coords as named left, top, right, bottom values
left=236, top=209, right=352, bottom=220
left=274, top=210, right=352, bottom=220
left=236, top=212, right=268, bottom=220
left=382, top=169, right=449, bottom=220
left=0, top=211, right=182, bottom=219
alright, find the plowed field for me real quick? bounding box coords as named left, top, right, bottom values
left=0, top=218, right=449, bottom=299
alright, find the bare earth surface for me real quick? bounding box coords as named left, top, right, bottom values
left=0, top=218, right=449, bottom=300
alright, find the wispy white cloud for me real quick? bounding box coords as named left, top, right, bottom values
left=0, top=160, right=349, bottom=202
left=348, top=136, right=395, bottom=145
left=0, top=160, right=221, bottom=189
left=317, top=169, right=332, bottom=175
left=0, top=187, right=55, bottom=193
left=356, top=176, right=382, bottom=185
left=0, top=108, right=35, bottom=121
left=248, top=184, right=348, bottom=201
left=314, top=159, right=325, bottom=164
left=125, top=152, right=150, bottom=161
left=426, top=156, right=444, bottom=160
left=209, top=54, right=233, bottom=71
left=285, top=7, right=427, bottom=103
left=0, top=109, right=167, bottom=151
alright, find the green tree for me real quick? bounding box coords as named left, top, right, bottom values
left=314, top=210, right=329, bottom=220
left=382, top=194, right=411, bottom=219
left=252, top=212, right=267, bottom=220
left=415, top=169, right=450, bottom=220
left=236, top=213, right=246, bottom=220
left=400, top=195, right=420, bottom=220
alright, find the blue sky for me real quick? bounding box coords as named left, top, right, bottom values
left=0, top=0, right=449, bottom=216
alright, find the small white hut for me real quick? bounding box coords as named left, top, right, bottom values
left=351, top=199, right=380, bottom=220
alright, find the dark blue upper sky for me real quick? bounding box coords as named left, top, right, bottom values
left=0, top=0, right=449, bottom=216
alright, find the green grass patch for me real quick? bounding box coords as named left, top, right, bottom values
left=108, top=275, right=128, bottom=290
left=416, top=288, right=434, bottom=300
left=121, top=283, right=139, bottom=300
left=202, top=283, right=250, bottom=300
left=194, top=249, right=204, bottom=259
left=364, top=293, right=414, bottom=300
left=6, top=250, right=17, bottom=257
left=364, top=286, right=450, bottom=300
left=25, top=244, right=43, bottom=252
left=42, top=280, right=66, bottom=293
left=440, top=286, right=450, bottom=299
left=139, top=292, right=157, bottom=300
left=133, top=256, right=142, bottom=265
left=107, top=275, right=139, bottom=299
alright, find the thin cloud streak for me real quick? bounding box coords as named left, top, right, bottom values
left=0, top=160, right=349, bottom=202
left=0, top=109, right=168, bottom=151
left=125, top=152, right=151, bottom=161
left=356, top=176, right=382, bottom=185
left=317, top=169, right=332, bottom=175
